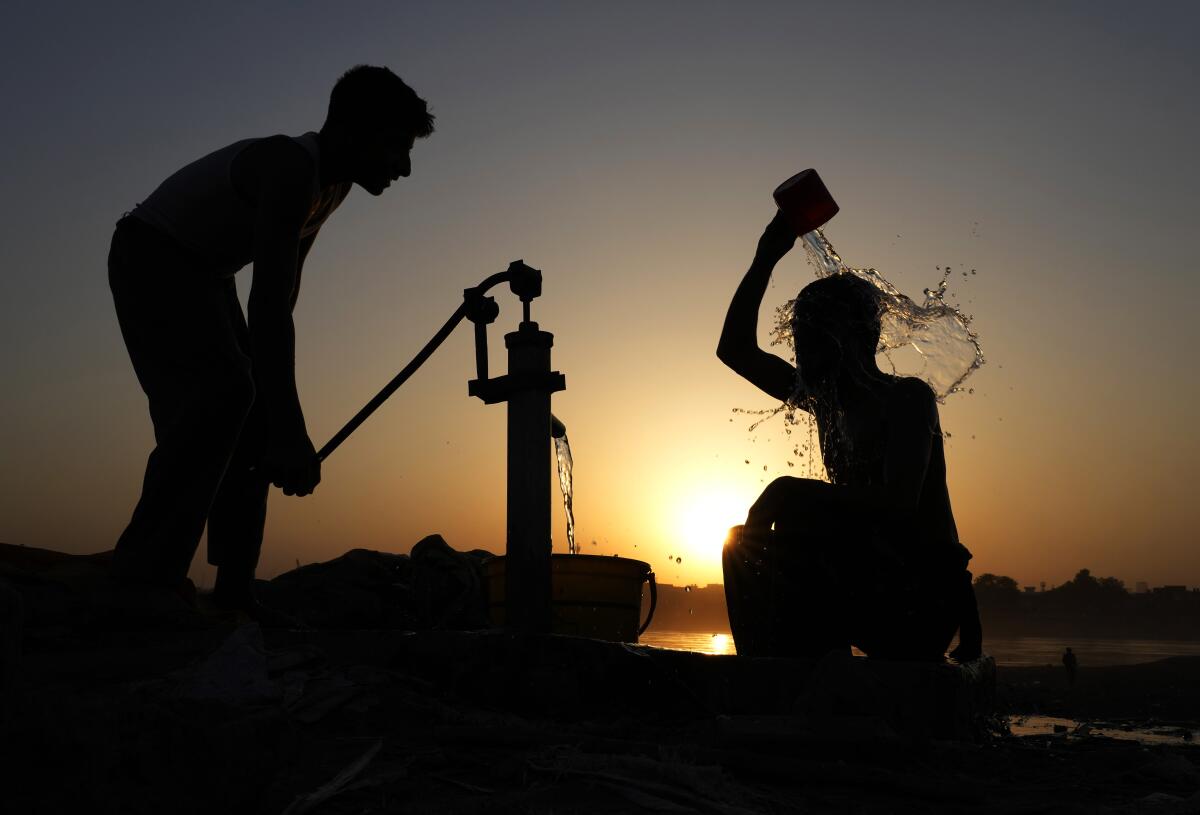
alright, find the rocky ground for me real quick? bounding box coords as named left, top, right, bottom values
left=3, top=543, right=1199, bottom=814
left=3, top=621, right=1200, bottom=815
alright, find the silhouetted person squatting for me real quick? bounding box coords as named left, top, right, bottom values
left=716, top=211, right=982, bottom=661
left=1062, top=647, right=1078, bottom=685
left=107, top=66, right=434, bottom=624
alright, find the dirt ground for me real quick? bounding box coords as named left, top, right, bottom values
left=4, top=622, right=1200, bottom=815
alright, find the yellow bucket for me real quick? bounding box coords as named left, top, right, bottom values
left=485, top=554, right=657, bottom=642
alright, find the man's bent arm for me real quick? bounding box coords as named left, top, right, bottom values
left=247, top=148, right=313, bottom=430
left=291, top=229, right=319, bottom=312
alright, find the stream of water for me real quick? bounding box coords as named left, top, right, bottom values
left=552, top=423, right=576, bottom=555
left=741, top=228, right=986, bottom=473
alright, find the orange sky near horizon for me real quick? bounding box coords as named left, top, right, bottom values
left=2, top=2, right=1198, bottom=593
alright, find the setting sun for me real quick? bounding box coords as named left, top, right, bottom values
left=673, top=484, right=756, bottom=567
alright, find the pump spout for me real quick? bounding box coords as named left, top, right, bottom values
left=551, top=414, right=567, bottom=439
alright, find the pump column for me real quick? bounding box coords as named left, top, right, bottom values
left=504, top=321, right=563, bottom=633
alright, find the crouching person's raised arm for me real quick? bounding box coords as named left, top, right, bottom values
left=717, top=211, right=801, bottom=404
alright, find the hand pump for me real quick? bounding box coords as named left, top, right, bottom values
left=316, top=260, right=564, bottom=634
left=467, top=261, right=565, bottom=634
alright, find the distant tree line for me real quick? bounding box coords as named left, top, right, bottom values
left=642, top=570, right=1200, bottom=639
left=973, top=569, right=1200, bottom=639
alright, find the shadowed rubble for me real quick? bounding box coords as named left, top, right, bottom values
left=3, top=543, right=1198, bottom=814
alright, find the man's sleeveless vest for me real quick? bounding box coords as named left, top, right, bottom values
left=132, top=132, right=350, bottom=277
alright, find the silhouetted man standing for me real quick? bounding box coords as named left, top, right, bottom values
left=1062, top=647, right=1078, bottom=686
left=108, top=66, right=434, bottom=623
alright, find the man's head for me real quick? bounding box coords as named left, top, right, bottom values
left=792, top=273, right=882, bottom=384
left=322, top=65, right=435, bottom=195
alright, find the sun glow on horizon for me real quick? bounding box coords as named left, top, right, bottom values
left=673, top=484, right=756, bottom=569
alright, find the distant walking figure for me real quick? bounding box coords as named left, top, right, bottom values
left=1062, top=647, right=1078, bottom=685
left=717, top=211, right=982, bottom=661
left=108, top=66, right=434, bottom=623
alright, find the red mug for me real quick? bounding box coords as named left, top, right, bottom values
left=773, top=169, right=839, bottom=236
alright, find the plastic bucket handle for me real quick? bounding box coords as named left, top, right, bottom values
left=638, top=571, right=657, bottom=636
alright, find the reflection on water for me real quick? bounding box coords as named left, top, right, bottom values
left=641, top=632, right=1199, bottom=747
left=1011, top=715, right=1196, bottom=746
left=951, top=635, right=1200, bottom=667
left=640, top=631, right=736, bottom=656
left=642, top=630, right=1200, bottom=666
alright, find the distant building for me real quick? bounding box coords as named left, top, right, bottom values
left=1023, top=586, right=1037, bottom=594
left=1135, top=581, right=1149, bottom=594
left=1154, top=585, right=1189, bottom=596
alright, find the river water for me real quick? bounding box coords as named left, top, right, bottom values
left=640, top=630, right=1200, bottom=666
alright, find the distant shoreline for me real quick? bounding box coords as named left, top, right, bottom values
left=645, top=581, right=1200, bottom=642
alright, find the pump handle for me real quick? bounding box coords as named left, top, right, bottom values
left=317, top=262, right=544, bottom=463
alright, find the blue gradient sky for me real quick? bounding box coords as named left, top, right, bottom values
left=2, top=1, right=1197, bottom=589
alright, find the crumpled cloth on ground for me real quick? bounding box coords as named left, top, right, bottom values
left=257, top=535, right=492, bottom=630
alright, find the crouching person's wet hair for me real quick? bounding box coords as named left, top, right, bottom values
left=793, top=273, right=883, bottom=357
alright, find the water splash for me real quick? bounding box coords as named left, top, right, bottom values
left=553, top=427, right=577, bottom=555
left=774, top=228, right=986, bottom=401
left=738, top=228, right=984, bottom=476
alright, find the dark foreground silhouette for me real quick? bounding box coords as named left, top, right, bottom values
left=3, top=540, right=1196, bottom=815
left=717, top=211, right=982, bottom=661
left=107, top=66, right=433, bottom=624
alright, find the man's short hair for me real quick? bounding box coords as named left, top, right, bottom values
left=325, top=65, right=435, bottom=138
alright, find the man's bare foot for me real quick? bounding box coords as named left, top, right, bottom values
left=949, top=641, right=983, bottom=662
left=205, top=590, right=306, bottom=629
left=98, top=576, right=228, bottom=630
